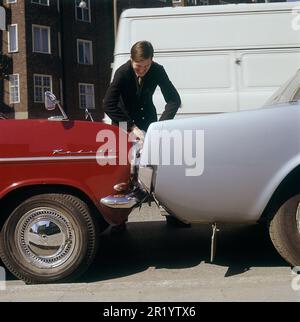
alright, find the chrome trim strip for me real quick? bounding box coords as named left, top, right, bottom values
left=0, top=155, right=116, bottom=162
left=52, top=149, right=97, bottom=155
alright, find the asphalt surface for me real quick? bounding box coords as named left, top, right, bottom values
left=0, top=204, right=299, bottom=302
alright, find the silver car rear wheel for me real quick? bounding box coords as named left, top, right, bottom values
left=269, top=194, right=300, bottom=266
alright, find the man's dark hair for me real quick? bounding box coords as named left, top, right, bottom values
left=130, top=41, right=154, bottom=62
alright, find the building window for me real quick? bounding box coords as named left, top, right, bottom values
left=32, top=25, right=51, bottom=54
left=9, top=74, right=20, bottom=104
left=8, top=24, right=18, bottom=53
left=186, top=0, right=205, bottom=4
left=77, top=39, right=93, bottom=65
left=75, top=0, right=91, bottom=22
left=79, top=83, right=95, bottom=109
left=34, top=75, right=52, bottom=103
left=6, top=0, right=17, bottom=4
left=31, top=0, right=50, bottom=5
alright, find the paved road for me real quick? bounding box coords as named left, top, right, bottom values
left=0, top=204, right=300, bottom=302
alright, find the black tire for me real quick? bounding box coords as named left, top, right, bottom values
left=0, top=194, right=98, bottom=284
left=269, top=194, right=300, bottom=266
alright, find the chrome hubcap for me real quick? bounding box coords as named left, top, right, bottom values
left=15, top=208, right=76, bottom=269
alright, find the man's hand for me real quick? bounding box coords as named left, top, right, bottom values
left=131, top=125, right=145, bottom=141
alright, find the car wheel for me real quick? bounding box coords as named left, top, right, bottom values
left=0, top=194, right=98, bottom=284
left=269, top=194, right=300, bottom=266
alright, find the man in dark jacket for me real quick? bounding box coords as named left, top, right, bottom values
left=104, top=41, right=181, bottom=233
left=103, top=41, right=181, bottom=140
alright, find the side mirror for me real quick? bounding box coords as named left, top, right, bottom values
left=44, top=91, right=68, bottom=121
left=45, top=91, right=57, bottom=111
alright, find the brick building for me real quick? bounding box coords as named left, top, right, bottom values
left=0, top=0, right=171, bottom=120
left=1, top=0, right=285, bottom=120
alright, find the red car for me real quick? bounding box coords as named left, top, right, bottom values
left=0, top=94, right=131, bottom=284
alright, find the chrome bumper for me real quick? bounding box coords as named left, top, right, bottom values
left=100, top=144, right=154, bottom=210
left=101, top=192, right=140, bottom=209
left=100, top=186, right=149, bottom=209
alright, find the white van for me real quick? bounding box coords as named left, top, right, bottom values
left=110, top=2, right=300, bottom=119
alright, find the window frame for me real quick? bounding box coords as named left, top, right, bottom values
left=8, top=24, right=18, bottom=53
left=33, top=74, right=53, bottom=103
left=78, top=83, right=95, bottom=109
left=9, top=74, right=20, bottom=104
left=75, top=0, right=91, bottom=23
left=32, top=24, right=51, bottom=54
left=31, top=0, right=50, bottom=6
left=77, top=39, right=93, bottom=65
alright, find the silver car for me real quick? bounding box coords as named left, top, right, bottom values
left=102, top=69, right=300, bottom=266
